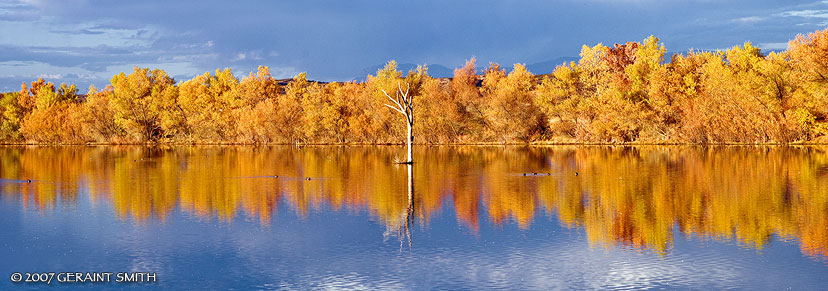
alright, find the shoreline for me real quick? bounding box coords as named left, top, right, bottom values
left=2, top=141, right=827, bottom=146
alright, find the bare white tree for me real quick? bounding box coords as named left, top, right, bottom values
left=382, top=82, right=414, bottom=164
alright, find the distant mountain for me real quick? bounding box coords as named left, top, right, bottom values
left=355, top=51, right=765, bottom=81
left=356, top=63, right=454, bottom=81
left=525, top=57, right=580, bottom=75
left=763, top=49, right=785, bottom=55
left=356, top=59, right=582, bottom=80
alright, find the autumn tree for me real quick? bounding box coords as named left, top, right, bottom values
left=416, top=76, right=461, bottom=143
left=20, top=102, right=86, bottom=143
left=450, top=58, right=486, bottom=141
left=179, top=68, right=239, bottom=141
left=18, top=78, right=50, bottom=112
left=302, top=82, right=357, bottom=143
left=277, top=73, right=309, bottom=143
left=722, top=43, right=793, bottom=142
left=82, top=85, right=123, bottom=142
left=0, top=80, right=52, bottom=142
left=623, top=36, right=667, bottom=140
left=235, top=66, right=281, bottom=106
left=536, top=37, right=668, bottom=142
left=537, top=43, right=614, bottom=141
left=788, top=28, right=828, bottom=140
left=0, top=91, right=23, bottom=141
left=482, top=63, right=545, bottom=142
left=335, top=81, right=370, bottom=142
left=535, top=63, right=582, bottom=138
left=110, top=67, right=180, bottom=142
left=589, top=37, right=664, bottom=142
left=234, top=66, right=282, bottom=143
left=19, top=80, right=86, bottom=143
left=646, top=51, right=711, bottom=142
left=365, top=61, right=405, bottom=143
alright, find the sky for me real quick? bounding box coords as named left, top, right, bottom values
left=1, top=0, right=828, bottom=92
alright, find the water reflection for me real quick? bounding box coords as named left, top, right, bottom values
left=385, top=164, right=415, bottom=250
left=1, top=146, right=827, bottom=261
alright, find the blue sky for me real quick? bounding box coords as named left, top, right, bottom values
left=1, top=0, right=828, bottom=92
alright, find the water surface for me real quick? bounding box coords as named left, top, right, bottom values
left=1, top=146, right=827, bottom=289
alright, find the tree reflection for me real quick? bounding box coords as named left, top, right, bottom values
left=0, top=146, right=827, bottom=260
left=384, top=163, right=415, bottom=249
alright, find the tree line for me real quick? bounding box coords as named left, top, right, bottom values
left=2, top=28, right=828, bottom=144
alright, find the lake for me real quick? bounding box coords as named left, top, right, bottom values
left=1, top=146, right=827, bottom=289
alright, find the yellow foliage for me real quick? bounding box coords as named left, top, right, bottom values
left=178, top=68, right=239, bottom=141
left=20, top=102, right=87, bottom=143
left=109, top=67, right=179, bottom=142
left=82, top=86, right=123, bottom=142
left=483, top=63, right=545, bottom=142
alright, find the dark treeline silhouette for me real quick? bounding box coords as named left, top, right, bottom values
left=2, top=28, right=828, bottom=144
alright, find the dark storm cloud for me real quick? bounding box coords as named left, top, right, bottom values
left=1, top=0, right=827, bottom=91
left=0, top=0, right=38, bottom=21
left=0, top=44, right=143, bottom=70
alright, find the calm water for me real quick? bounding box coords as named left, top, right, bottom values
left=1, top=146, right=827, bottom=290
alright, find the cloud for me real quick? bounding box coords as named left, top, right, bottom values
left=48, top=28, right=105, bottom=35
left=777, top=4, right=828, bottom=25
left=732, top=16, right=766, bottom=23
left=0, top=44, right=150, bottom=71
left=0, top=0, right=39, bottom=21
left=1, top=0, right=827, bottom=90
left=759, top=42, right=789, bottom=50
left=779, top=9, right=828, bottom=18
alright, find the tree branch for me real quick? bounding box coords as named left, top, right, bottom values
left=382, top=89, right=404, bottom=109
left=384, top=103, right=406, bottom=115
